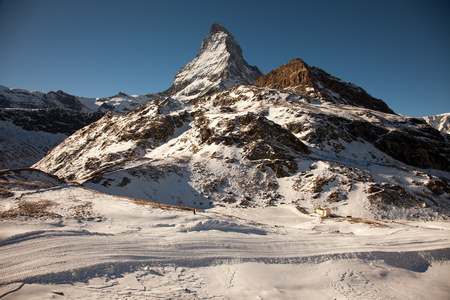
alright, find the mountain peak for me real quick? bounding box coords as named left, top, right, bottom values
left=209, top=22, right=229, bottom=35
left=255, top=58, right=315, bottom=90
left=256, top=58, right=394, bottom=114
left=166, top=23, right=263, bottom=101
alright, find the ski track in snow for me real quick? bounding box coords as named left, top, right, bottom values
left=1, top=216, right=449, bottom=286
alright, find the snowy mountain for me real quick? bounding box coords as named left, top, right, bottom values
left=2, top=22, right=450, bottom=299
left=0, top=85, right=156, bottom=169
left=0, top=85, right=94, bottom=113
left=95, top=92, right=157, bottom=112
left=165, top=22, right=263, bottom=101
left=34, top=88, right=450, bottom=220
left=422, top=113, right=450, bottom=134
left=0, top=85, right=155, bottom=114
left=32, top=23, right=450, bottom=221
left=0, top=86, right=101, bottom=168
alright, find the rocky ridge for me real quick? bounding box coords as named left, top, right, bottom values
left=0, top=86, right=92, bottom=112
left=255, top=58, right=394, bottom=114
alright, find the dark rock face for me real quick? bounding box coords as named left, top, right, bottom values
left=368, top=182, right=419, bottom=209
left=0, top=108, right=104, bottom=135
left=195, top=112, right=309, bottom=155
left=255, top=58, right=394, bottom=114
left=209, top=22, right=230, bottom=35
left=286, top=111, right=449, bottom=172
left=118, top=112, right=190, bottom=147
left=374, top=127, right=450, bottom=171
left=426, top=179, right=450, bottom=195
left=346, top=122, right=450, bottom=172
left=46, top=90, right=87, bottom=111
left=311, top=67, right=394, bottom=114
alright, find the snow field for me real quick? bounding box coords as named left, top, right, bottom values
left=2, top=261, right=450, bottom=299
left=1, top=172, right=450, bottom=299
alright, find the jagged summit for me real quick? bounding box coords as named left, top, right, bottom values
left=255, top=58, right=395, bottom=114
left=166, top=23, right=263, bottom=101
left=209, top=22, right=229, bottom=35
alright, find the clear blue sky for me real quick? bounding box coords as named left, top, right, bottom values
left=1, top=0, right=449, bottom=117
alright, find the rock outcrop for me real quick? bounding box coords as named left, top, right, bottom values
left=254, top=58, right=315, bottom=92
left=255, top=58, right=394, bottom=114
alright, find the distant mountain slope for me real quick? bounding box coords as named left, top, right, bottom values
left=422, top=113, right=450, bottom=134
left=0, top=121, right=66, bottom=169
left=0, top=85, right=157, bottom=117
left=0, top=86, right=102, bottom=168
left=0, top=85, right=95, bottom=112
left=0, top=85, right=157, bottom=169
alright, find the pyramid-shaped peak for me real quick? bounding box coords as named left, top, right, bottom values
left=210, top=22, right=230, bottom=35
left=288, top=58, right=310, bottom=67
left=166, top=23, right=263, bottom=101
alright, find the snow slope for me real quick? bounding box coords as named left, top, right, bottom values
left=34, top=85, right=450, bottom=220
left=0, top=121, right=66, bottom=169
left=0, top=169, right=449, bottom=299
left=422, top=112, right=450, bottom=134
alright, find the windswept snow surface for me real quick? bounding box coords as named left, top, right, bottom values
left=0, top=170, right=449, bottom=299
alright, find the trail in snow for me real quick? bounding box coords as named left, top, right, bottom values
left=1, top=213, right=450, bottom=285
